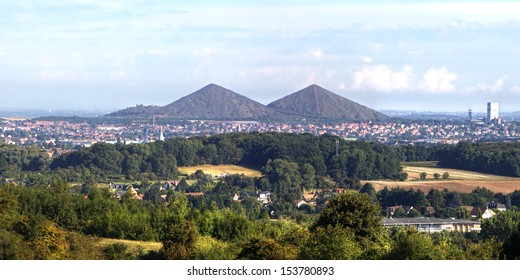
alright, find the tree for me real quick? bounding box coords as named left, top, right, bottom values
left=420, top=172, right=427, bottom=180
left=503, top=226, right=520, bottom=259
left=0, top=230, right=35, bottom=260
left=177, top=178, right=189, bottom=192
left=386, top=227, right=442, bottom=260
left=313, top=192, right=383, bottom=241
left=299, top=226, right=362, bottom=260
left=442, top=172, right=450, bottom=180
left=162, top=220, right=198, bottom=260
left=102, top=243, right=134, bottom=260
left=238, top=237, right=296, bottom=260
left=433, top=173, right=441, bottom=180
left=445, top=192, right=463, bottom=208
left=427, top=189, right=444, bottom=210
left=481, top=211, right=520, bottom=241
left=393, top=207, right=406, bottom=218
left=300, top=163, right=316, bottom=191
left=455, top=206, right=470, bottom=219
left=262, top=159, right=303, bottom=202
left=360, top=183, right=377, bottom=202
left=408, top=208, right=420, bottom=217
left=506, top=196, right=512, bottom=209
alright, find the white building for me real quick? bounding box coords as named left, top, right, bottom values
left=487, top=101, right=499, bottom=123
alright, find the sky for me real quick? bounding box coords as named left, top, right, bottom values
left=1, top=0, right=520, bottom=112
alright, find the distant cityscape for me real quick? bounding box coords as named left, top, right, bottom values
left=1, top=101, right=519, bottom=154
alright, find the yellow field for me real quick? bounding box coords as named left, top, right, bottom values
left=178, top=164, right=262, bottom=177
left=402, top=165, right=518, bottom=181
left=97, top=238, right=162, bottom=253
left=363, top=162, right=520, bottom=193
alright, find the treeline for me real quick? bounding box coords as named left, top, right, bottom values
left=434, top=142, right=520, bottom=177
left=0, top=144, right=50, bottom=178
left=395, top=142, right=520, bottom=177
left=370, top=185, right=517, bottom=219
left=4, top=134, right=520, bottom=183
left=49, top=133, right=406, bottom=182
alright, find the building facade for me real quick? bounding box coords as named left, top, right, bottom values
left=382, top=218, right=481, bottom=233
left=487, top=101, right=499, bottom=123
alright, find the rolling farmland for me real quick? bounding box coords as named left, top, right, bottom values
left=364, top=162, right=520, bottom=193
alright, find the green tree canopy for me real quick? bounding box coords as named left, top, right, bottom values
left=313, top=192, right=383, bottom=241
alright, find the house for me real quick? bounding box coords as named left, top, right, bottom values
left=109, top=183, right=129, bottom=190
left=5, top=179, right=17, bottom=185
left=257, top=191, right=271, bottom=204
left=424, top=206, right=436, bottom=215
left=164, top=180, right=179, bottom=190
left=386, top=205, right=403, bottom=216
left=115, top=185, right=141, bottom=200
left=303, top=192, right=316, bottom=202
left=295, top=200, right=307, bottom=208
left=336, top=188, right=346, bottom=194
left=233, top=193, right=241, bottom=202
left=488, top=201, right=507, bottom=212
left=470, top=206, right=496, bottom=219
left=383, top=217, right=481, bottom=233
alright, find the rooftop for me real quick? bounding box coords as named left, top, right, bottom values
left=382, top=217, right=480, bottom=226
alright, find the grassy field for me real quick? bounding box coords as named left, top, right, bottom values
left=363, top=161, right=520, bottom=193
left=178, top=164, right=262, bottom=178
left=402, top=165, right=518, bottom=181
left=97, top=238, right=162, bottom=253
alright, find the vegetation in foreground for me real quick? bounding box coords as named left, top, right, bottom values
left=3, top=132, right=520, bottom=259
left=2, top=182, right=520, bottom=260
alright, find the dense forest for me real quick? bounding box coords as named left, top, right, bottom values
left=49, top=133, right=405, bottom=181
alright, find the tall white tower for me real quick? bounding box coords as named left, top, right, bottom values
left=159, top=126, right=165, bottom=141
left=487, top=101, right=499, bottom=123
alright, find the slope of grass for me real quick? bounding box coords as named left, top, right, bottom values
left=178, top=164, right=262, bottom=178
left=97, top=238, right=162, bottom=253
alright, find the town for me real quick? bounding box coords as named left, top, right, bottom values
left=2, top=117, right=519, bottom=151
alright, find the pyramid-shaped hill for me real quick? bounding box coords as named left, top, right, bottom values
left=268, top=84, right=387, bottom=121
left=156, top=84, right=279, bottom=119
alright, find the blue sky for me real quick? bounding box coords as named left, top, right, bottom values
left=1, top=0, right=520, bottom=112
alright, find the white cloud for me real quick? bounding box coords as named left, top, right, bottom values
left=351, top=65, right=413, bottom=91
left=510, top=86, right=520, bottom=94
left=462, top=76, right=509, bottom=93
left=192, top=48, right=215, bottom=57
left=420, top=67, right=458, bottom=93
left=362, top=56, right=373, bottom=63
left=310, top=49, right=324, bottom=59
left=372, top=43, right=384, bottom=52
left=110, top=71, right=126, bottom=80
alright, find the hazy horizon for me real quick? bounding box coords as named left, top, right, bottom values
left=1, top=1, right=520, bottom=112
